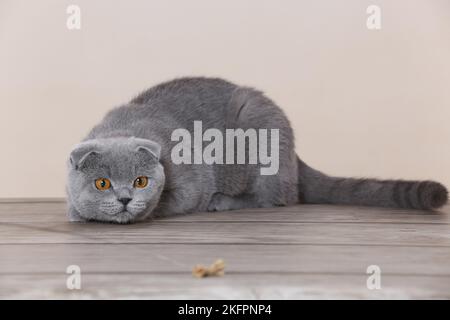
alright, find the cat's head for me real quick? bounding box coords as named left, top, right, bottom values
left=67, top=137, right=165, bottom=223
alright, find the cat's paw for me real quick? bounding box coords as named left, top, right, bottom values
left=69, top=216, right=87, bottom=223
left=207, top=193, right=233, bottom=212
left=67, top=204, right=86, bottom=222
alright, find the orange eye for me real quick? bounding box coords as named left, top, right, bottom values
left=134, top=176, right=148, bottom=189
left=95, top=178, right=111, bottom=191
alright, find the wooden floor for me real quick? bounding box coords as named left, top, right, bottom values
left=1, top=200, right=449, bottom=299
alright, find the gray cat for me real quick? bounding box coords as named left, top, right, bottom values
left=67, top=77, right=448, bottom=223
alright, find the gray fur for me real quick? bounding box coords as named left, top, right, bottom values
left=66, top=77, right=448, bottom=223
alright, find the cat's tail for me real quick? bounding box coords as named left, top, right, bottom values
left=297, top=158, right=448, bottom=210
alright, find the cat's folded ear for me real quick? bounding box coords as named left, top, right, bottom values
left=69, top=140, right=101, bottom=170
left=133, top=138, right=161, bottom=164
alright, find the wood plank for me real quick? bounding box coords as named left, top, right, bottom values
left=1, top=202, right=449, bottom=224
left=0, top=198, right=64, bottom=203
left=1, top=200, right=449, bottom=299
left=1, top=244, right=449, bottom=275
left=0, top=221, right=449, bottom=246
left=1, top=274, right=449, bottom=299
left=0, top=202, right=69, bottom=223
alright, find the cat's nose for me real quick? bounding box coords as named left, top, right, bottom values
left=118, top=197, right=132, bottom=205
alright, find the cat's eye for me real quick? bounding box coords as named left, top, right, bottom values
left=134, top=176, right=148, bottom=189
left=95, top=178, right=111, bottom=191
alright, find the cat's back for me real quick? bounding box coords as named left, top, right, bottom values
left=122, top=77, right=239, bottom=126
left=131, top=77, right=237, bottom=106
left=86, top=77, right=240, bottom=139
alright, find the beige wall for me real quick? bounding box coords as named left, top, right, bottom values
left=1, top=0, right=449, bottom=198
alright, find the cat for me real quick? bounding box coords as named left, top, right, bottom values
left=66, top=77, right=448, bottom=223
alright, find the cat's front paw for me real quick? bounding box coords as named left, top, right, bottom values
left=67, top=204, right=86, bottom=222
left=207, top=193, right=232, bottom=212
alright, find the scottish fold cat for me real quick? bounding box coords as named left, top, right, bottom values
left=67, top=77, right=448, bottom=223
